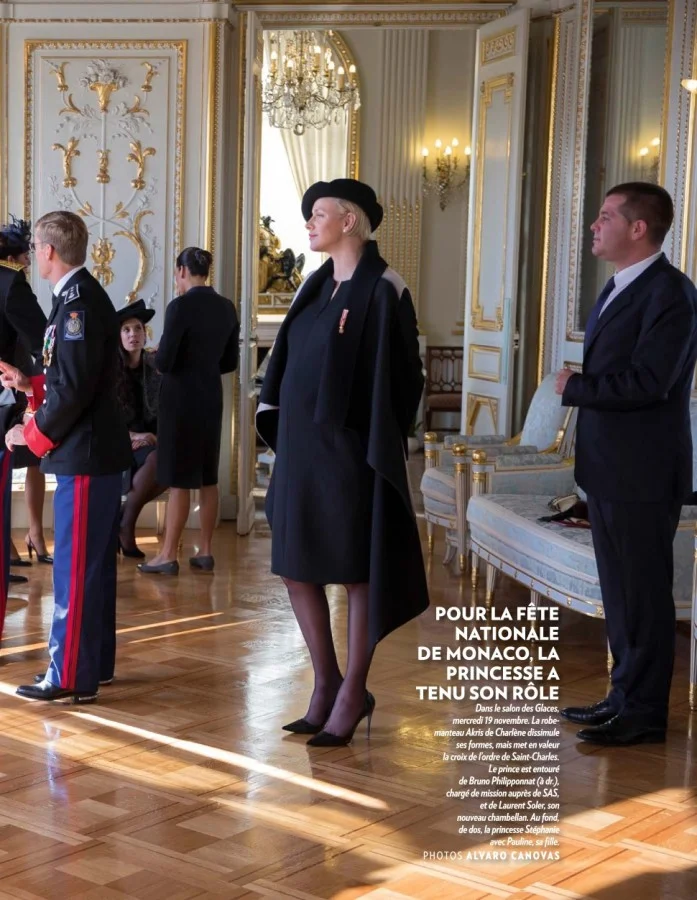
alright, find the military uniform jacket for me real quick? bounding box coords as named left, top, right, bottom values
left=25, top=267, right=131, bottom=475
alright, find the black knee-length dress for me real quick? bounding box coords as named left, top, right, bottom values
left=266, top=278, right=374, bottom=584
left=155, top=286, right=240, bottom=489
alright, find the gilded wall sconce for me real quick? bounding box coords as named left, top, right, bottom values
left=421, top=138, right=471, bottom=210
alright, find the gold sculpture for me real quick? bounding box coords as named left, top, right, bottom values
left=258, top=216, right=305, bottom=293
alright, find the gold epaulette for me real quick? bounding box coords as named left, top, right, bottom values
left=0, top=259, right=24, bottom=272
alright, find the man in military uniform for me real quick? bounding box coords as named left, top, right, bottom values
left=1, top=210, right=130, bottom=702
left=0, top=216, right=47, bottom=637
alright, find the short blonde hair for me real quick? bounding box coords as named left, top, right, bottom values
left=333, top=198, right=373, bottom=241
left=35, top=210, right=89, bottom=266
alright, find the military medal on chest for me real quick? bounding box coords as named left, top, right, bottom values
left=42, top=325, right=56, bottom=367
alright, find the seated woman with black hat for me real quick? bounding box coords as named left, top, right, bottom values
left=115, top=299, right=164, bottom=558
left=257, top=178, right=429, bottom=746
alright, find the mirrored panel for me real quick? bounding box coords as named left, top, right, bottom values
left=255, top=29, right=360, bottom=494
left=577, top=1, right=668, bottom=330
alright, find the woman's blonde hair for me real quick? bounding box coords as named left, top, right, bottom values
left=333, top=198, right=373, bottom=241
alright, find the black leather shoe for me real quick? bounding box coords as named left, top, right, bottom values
left=190, top=555, right=214, bottom=571
left=307, top=691, right=376, bottom=747
left=560, top=699, right=616, bottom=726
left=33, top=673, right=113, bottom=686
left=9, top=574, right=28, bottom=584
left=576, top=715, right=666, bottom=746
left=138, top=560, right=179, bottom=575
left=16, top=683, right=98, bottom=704
left=282, top=717, right=325, bottom=735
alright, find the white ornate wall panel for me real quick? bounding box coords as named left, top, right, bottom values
left=539, top=0, right=591, bottom=376
left=460, top=8, right=529, bottom=436
left=24, top=43, right=185, bottom=319
left=5, top=22, right=208, bottom=338
left=2, top=9, right=240, bottom=518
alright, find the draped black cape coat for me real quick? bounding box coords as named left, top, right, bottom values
left=257, top=241, right=429, bottom=646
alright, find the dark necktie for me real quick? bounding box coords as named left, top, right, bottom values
left=584, top=276, right=616, bottom=349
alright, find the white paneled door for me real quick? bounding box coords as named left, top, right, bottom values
left=461, top=10, right=530, bottom=436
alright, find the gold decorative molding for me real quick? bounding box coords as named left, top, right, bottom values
left=538, top=14, right=560, bottom=384
left=204, top=21, right=222, bottom=270
left=328, top=30, right=360, bottom=179
left=91, top=237, right=116, bottom=286
left=115, top=210, right=154, bottom=303
left=565, top=0, right=593, bottom=342
left=127, top=141, right=156, bottom=190
left=96, top=149, right=110, bottom=184
left=481, top=28, right=516, bottom=64
left=59, top=94, right=81, bottom=116
left=126, top=95, right=148, bottom=117
left=52, top=138, right=80, bottom=188
left=466, top=393, right=500, bottom=436
left=48, top=61, right=68, bottom=92
left=80, top=59, right=127, bottom=113
left=620, top=9, right=669, bottom=25
left=141, top=61, right=158, bottom=93
left=659, top=0, right=676, bottom=188
left=468, top=344, right=502, bottom=383
left=24, top=39, right=186, bottom=269
left=471, top=72, right=514, bottom=332
left=255, top=11, right=505, bottom=28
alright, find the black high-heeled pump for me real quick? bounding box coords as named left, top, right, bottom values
left=25, top=537, right=53, bottom=565
left=282, top=716, right=325, bottom=735
left=118, top=539, right=146, bottom=560
left=282, top=688, right=342, bottom=734
left=306, top=691, right=376, bottom=747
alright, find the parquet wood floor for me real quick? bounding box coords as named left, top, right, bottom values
left=0, top=514, right=695, bottom=899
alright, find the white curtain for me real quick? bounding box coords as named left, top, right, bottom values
left=262, top=32, right=349, bottom=198
left=280, top=122, right=348, bottom=198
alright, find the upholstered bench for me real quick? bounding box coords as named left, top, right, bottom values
left=467, top=492, right=697, bottom=708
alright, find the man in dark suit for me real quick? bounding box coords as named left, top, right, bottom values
left=555, top=182, right=697, bottom=746
left=1, top=210, right=130, bottom=702
left=0, top=217, right=47, bottom=633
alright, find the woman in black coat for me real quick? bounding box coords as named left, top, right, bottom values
left=139, top=248, right=239, bottom=575
left=257, top=179, right=429, bottom=746
left=115, top=299, right=163, bottom=558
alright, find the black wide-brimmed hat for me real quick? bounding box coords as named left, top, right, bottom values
left=301, top=178, right=383, bottom=232
left=116, top=298, right=155, bottom=325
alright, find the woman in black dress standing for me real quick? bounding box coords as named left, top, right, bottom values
left=0, top=218, right=51, bottom=570
left=257, top=179, right=429, bottom=746
left=138, top=248, right=239, bottom=575
left=115, top=299, right=163, bottom=558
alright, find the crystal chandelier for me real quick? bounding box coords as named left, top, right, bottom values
left=262, top=31, right=360, bottom=136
